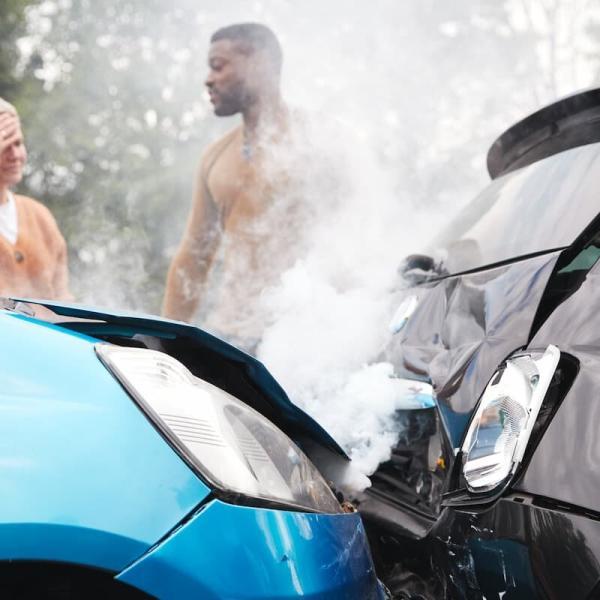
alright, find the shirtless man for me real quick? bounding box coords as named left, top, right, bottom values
left=163, top=23, right=300, bottom=345
left=0, top=99, right=71, bottom=300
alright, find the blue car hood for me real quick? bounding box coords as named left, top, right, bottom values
left=0, top=308, right=212, bottom=571
left=6, top=298, right=346, bottom=459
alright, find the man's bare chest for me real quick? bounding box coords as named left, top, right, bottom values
left=207, top=148, right=278, bottom=230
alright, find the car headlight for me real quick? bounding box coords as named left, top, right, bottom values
left=461, top=344, right=560, bottom=493
left=96, top=344, right=342, bottom=514
left=389, top=295, right=419, bottom=334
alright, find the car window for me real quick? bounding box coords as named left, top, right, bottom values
left=431, top=142, right=600, bottom=273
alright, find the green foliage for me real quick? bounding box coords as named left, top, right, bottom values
left=0, top=0, right=42, bottom=101
left=9, top=0, right=227, bottom=311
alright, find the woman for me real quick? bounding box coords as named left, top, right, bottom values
left=0, top=98, right=71, bottom=300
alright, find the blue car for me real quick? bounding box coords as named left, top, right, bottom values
left=0, top=297, right=386, bottom=599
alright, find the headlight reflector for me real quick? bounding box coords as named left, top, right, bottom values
left=461, top=345, right=560, bottom=493
left=96, top=344, right=342, bottom=514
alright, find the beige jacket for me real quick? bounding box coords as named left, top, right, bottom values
left=0, top=194, right=71, bottom=300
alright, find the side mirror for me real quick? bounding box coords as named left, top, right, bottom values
left=399, top=254, right=445, bottom=284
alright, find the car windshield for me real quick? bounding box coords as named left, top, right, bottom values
left=431, top=142, right=600, bottom=274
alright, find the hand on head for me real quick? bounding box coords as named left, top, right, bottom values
left=0, top=112, right=22, bottom=154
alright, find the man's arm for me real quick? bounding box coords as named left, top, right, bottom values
left=162, top=166, right=222, bottom=322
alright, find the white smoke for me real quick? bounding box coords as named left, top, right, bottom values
left=251, top=110, right=430, bottom=478
left=234, top=1, right=600, bottom=479
left=22, top=0, right=600, bottom=483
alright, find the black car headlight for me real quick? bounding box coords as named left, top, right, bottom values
left=96, top=344, right=342, bottom=514
left=461, top=345, right=560, bottom=493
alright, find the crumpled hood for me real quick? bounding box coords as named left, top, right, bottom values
left=5, top=297, right=347, bottom=459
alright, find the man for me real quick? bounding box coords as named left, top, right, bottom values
left=163, top=23, right=304, bottom=347
left=0, top=98, right=71, bottom=300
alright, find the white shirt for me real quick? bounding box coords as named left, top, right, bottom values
left=0, top=191, right=18, bottom=244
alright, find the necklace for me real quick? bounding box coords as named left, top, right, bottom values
left=242, top=140, right=252, bottom=161
left=242, top=129, right=253, bottom=161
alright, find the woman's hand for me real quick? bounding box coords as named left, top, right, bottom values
left=0, top=112, right=22, bottom=154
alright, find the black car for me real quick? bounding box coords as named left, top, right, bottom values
left=359, top=88, right=600, bottom=599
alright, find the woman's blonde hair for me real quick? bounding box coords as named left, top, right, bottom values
left=0, top=98, right=17, bottom=115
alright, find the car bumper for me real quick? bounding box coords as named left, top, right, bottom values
left=118, top=499, right=386, bottom=599
left=429, top=496, right=600, bottom=598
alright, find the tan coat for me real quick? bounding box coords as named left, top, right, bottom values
left=0, top=194, right=71, bottom=300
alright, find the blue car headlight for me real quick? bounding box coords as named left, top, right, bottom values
left=461, top=344, right=560, bottom=493
left=96, top=344, right=342, bottom=514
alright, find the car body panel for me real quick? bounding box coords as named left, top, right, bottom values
left=514, top=261, right=600, bottom=512
left=118, top=499, right=384, bottom=600
left=428, top=497, right=600, bottom=598
left=0, top=307, right=384, bottom=597
left=0, top=310, right=211, bottom=571
left=385, top=251, right=559, bottom=449
left=366, top=91, right=600, bottom=597
left=432, top=142, right=600, bottom=275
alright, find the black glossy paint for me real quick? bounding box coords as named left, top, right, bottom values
left=431, top=497, right=600, bottom=598
left=488, top=87, right=600, bottom=179
left=430, top=141, right=600, bottom=274
left=516, top=261, right=600, bottom=513
left=367, top=494, right=600, bottom=598
left=369, top=237, right=600, bottom=597
left=364, top=89, right=600, bottom=598
left=385, top=252, right=559, bottom=450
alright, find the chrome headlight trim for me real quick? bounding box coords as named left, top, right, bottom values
left=461, top=345, right=560, bottom=493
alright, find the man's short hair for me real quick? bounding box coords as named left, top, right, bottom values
left=0, top=98, right=17, bottom=115
left=211, top=23, right=283, bottom=75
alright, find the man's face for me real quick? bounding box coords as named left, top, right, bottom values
left=0, top=117, right=26, bottom=188
left=205, top=39, right=259, bottom=116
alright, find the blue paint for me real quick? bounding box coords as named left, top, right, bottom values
left=0, top=308, right=384, bottom=597
left=10, top=298, right=347, bottom=458
left=0, top=310, right=210, bottom=571
left=118, top=499, right=386, bottom=599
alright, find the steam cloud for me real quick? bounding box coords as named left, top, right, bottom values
left=253, top=115, right=429, bottom=477
left=21, top=0, right=600, bottom=485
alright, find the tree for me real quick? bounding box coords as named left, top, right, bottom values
left=0, top=0, right=43, bottom=105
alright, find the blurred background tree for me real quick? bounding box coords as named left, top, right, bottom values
left=0, top=0, right=40, bottom=100
left=7, top=0, right=222, bottom=310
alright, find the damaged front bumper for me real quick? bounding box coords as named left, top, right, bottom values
left=118, top=499, right=387, bottom=599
